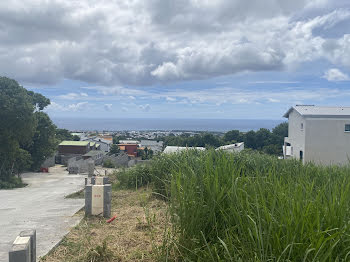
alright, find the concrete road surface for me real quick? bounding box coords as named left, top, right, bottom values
left=0, top=165, right=86, bottom=262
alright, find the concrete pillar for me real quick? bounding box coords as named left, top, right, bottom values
left=19, top=230, right=36, bottom=262
left=85, top=184, right=111, bottom=218
left=9, top=236, right=30, bottom=262
left=86, top=176, right=109, bottom=185
left=88, top=159, right=95, bottom=177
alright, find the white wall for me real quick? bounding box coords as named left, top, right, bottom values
left=305, top=118, right=350, bottom=165
left=286, top=110, right=306, bottom=161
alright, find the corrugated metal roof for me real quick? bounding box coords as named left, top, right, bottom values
left=284, top=105, right=350, bottom=118
left=216, top=142, right=244, bottom=150
left=163, top=146, right=205, bottom=154
left=83, top=150, right=104, bottom=157
left=59, top=141, right=90, bottom=146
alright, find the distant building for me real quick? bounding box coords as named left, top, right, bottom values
left=140, top=140, right=164, bottom=154
left=283, top=105, right=350, bottom=165
left=82, top=137, right=112, bottom=152
left=83, top=150, right=105, bottom=165
left=119, top=140, right=140, bottom=144
left=58, top=141, right=90, bottom=155
left=163, top=146, right=205, bottom=154
left=216, top=142, right=244, bottom=153
left=118, top=144, right=138, bottom=157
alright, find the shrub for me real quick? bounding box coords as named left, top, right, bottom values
left=103, top=159, right=115, bottom=168
left=0, top=176, right=26, bottom=189
left=116, top=164, right=153, bottom=189
left=150, top=150, right=350, bottom=261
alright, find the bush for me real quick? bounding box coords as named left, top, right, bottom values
left=147, top=150, right=350, bottom=261
left=103, top=159, right=115, bottom=168
left=116, top=164, right=153, bottom=189
left=0, top=176, right=26, bottom=189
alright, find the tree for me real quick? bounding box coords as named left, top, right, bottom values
left=56, top=128, right=74, bottom=142
left=109, top=144, right=120, bottom=156
left=244, top=131, right=257, bottom=149
left=0, top=76, right=56, bottom=183
left=0, top=77, right=36, bottom=181
left=24, top=112, right=57, bottom=170
left=223, top=130, right=240, bottom=142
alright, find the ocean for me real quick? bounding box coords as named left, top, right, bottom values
left=52, top=118, right=285, bottom=132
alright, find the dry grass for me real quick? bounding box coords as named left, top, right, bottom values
left=41, top=188, right=168, bottom=262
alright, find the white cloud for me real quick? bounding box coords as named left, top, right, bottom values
left=323, top=68, right=349, bottom=81
left=47, top=101, right=89, bottom=112
left=0, top=1, right=349, bottom=85
left=122, top=107, right=128, bottom=112
left=104, top=104, right=112, bottom=111
left=139, top=104, right=151, bottom=112
left=166, top=96, right=176, bottom=102
left=58, top=92, right=89, bottom=100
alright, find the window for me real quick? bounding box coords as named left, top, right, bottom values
left=345, top=124, right=350, bottom=132
left=301, top=123, right=304, bottom=130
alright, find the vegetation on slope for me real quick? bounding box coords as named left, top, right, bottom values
left=117, top=150, right=350, bottom=261
left=163, top=122, right=288, bottom=155
left=0, top=76, right=70, bottom=188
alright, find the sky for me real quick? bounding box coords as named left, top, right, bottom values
left=1, top=0, right=350, bottom=119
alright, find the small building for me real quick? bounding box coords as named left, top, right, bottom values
left=283, top=105, right=350, bottom=165
left=82, top=137, right=112, bottom=152
left=216, top=142, right=244, bottom=153
left=89, top=142, right=96, bottom=150
left=83, top=150, right=105, bottom=165
left=119, top=140, right=140, bottom=144
left=140, top=140, right=164, bottom=154
left=163, top=146, right=205, bottom=154
left=118, top=144, right=138, bottom=157
left=58, top=141, right=90, bottom=155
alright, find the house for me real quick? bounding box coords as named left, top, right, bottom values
left=82, top=150, right=105, bottom=165
left=216, top=142, right=244, bottom=153
left=163, top=146, right=205, bottom=154
left=58, top=141, right=90, bottom=155
left=82, top=137, right=112, bottom=152
left=140, top=140, right=164, bottom=154
left=118, top=144, right=138, bottom=157
left=283, top=105, right=350, bottom=165
left=119, top=140, right=140, bottom=144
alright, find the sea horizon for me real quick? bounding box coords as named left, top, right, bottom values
left=52, top=117, right=285, bottom=132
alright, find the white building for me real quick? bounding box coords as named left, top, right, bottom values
left=140, top=140, right=164, bottom=154
left=283, top=105, right=350, bottom=165
left=163, top=146, right=205, bottom=154
left=82, top=137, right=112, bottom=152
left=216, top=142, right=244, bottom=153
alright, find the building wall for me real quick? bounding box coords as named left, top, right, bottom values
left=125, top=145, right=138, bottom=157
left=58, top=145, right=89, bottom=155
left=305, top=118, right=350, bottom=165
left=286, top=110, right=306, bottom=161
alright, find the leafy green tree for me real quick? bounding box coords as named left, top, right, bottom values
left=108, top=144, right=120, bottom=156
left=0, top=77, right=36, bottom=181
left=25, top=112, right=57, bottom=170
left=244, top=130, right=257, bottom=149
left=72, top=135, right=80, bottom=141
left=0, top=76, right=57, bottom=184
left=223, top=130, right=240, bottom=142
left=55, top=128, right=74, bottom=142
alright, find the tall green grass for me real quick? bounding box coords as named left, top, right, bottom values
left=118, top=150, right=350, bottom=261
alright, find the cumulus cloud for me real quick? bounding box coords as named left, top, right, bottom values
left=323, top=68, right=349, bottom=81
left=139, top=104, right=151, bottom=112
left=47, top=101, right=89, bottom=112
left=0, top=0, right=350, bottom=86
left=104, top=104, right=112, bottom=111
left=58, top=92, right=89, bottom=100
